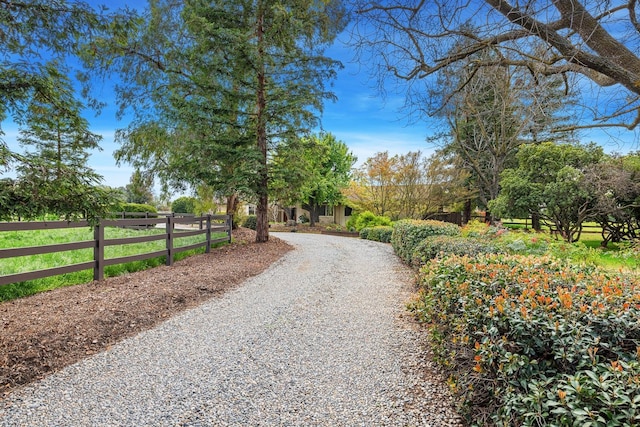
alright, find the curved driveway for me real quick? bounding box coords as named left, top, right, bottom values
left=0, top=233, right=459, bottom=426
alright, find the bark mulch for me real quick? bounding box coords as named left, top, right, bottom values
left=0, top=228, right=292, bottom=398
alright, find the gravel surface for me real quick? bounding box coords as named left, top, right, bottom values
left=0, top=233, right=461, bottom=426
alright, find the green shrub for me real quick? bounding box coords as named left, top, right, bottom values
left=410, top=235, right=498, bottom=267
left=361, top=226, right=393, bottom=243
left=412, top=253, right=640, bottom=426
left=242, top=215, right=257, bottom=230
left=346, top=212, right=358, bottom=231
left=349, top=211, right=392, bottom=231
left=112, top=202, right=158, bottom=218
left=171, top=196, right=197, bottom=214
left=391, top=219, right=460, bottom=264
left=359, top=227, right=371, bottom=240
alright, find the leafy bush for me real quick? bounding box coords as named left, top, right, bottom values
left=412, top=253, right=640, bottom=426
left=242, top=215, right=257, bottom=230
left=359, top=227, right=370, bottom=240
left=171, top=196, right=197, bottom=214
left=112, top=202, right=158, bottom=218
left=391, top=219, right=461, bottom=264
left=345, top=212, right=358, bottom=231
left=348, top=211, right=392, bottom=231
left=461, top=219, right=507, bottom=239
left=410, top=235, right=499, bottom=267
left=360, top=225, right=393, bottom=243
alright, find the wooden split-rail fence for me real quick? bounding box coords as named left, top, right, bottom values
left=0, top=213, right=232, bottom=287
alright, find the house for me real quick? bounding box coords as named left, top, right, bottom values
left=271, top=203, right=353, bottom=226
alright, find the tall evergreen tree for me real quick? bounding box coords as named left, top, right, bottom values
left=92, top=0, right=347, bottom=241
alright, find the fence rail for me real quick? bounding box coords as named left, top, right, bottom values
left=0, top=214, right=232, bottom=287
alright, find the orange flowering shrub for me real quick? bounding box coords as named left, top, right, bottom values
left=413, top=253, right=640, bottom=426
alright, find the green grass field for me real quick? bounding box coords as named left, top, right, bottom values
left=0, top=226, right=229, bottom=302
left=501, top=218, right=603, bottom=236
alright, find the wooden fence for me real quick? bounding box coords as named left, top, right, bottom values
left=0, top=213, right=232, bottom=287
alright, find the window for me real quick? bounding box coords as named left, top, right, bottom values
left=319, top=204, right=333, bottom=216
left=248, top=206, right=256, bottom=215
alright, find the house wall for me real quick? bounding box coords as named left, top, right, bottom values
left=285, top=204, right=351, bottom=226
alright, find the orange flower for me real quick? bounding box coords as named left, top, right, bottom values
left=611, top=360, right=623, bottom=372
left=557, top=390, right=567, bottom=401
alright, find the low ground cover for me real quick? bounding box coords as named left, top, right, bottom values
left=393, top=220, right=640, bottom=425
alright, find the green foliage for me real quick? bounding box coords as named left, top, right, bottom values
left=350, top=210, right=392, bottom=231
left=391, top=219, right=461, bottom=263
left=0, top=66, right=115, bottom=223
left=171, top=196, right=197, bottom=214
left=93, top=0, right=347, bottom=241
left=359, top=226, right=393, bottom=243
left=112, top=202, right=158, bottom=218
left=125, top=170, right=154, bottom=204
left=491, top=142, right=604, bottom=242
left=410, top=235, right=498, bottom=267
left=271, top=132, right=356, bottom=226
left=411, top=253, right=640, bottom=426
left=345, top=212, right=358, bottom=231
left=0, top=3, right=135, bottom=222
left=242, top=215, right=257, bottom=230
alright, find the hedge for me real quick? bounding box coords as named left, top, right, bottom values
left=410, top=235, right=499, bottom=268
left=391, top=219, right=461, bottom=264
left=412, top=253, right=640, bottom=426
left=360, top=225, right=393, bottom=243
left=112, top=203, right=158, bottom=218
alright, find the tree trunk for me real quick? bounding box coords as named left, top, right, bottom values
left=254, top=7, right=269, bottom=243
left=302, top=202, right=320, bottom=227
left=226, top=193, right=239, bottom=230
left=485, top=210, right=493, bottom=225
left=463, top=199, right=472, bottom=224
left=531, top=211, right=541, bottom=232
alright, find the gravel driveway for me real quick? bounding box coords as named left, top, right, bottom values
left=0, top=233, right=460, bottom=426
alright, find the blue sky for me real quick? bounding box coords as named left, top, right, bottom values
left=3, top=2, right=639, bottom=196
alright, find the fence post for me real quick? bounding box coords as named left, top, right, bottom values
left=166, top=215, right=174, bottom=266
left=94, top=220, right=105, bottom=281
left=205, top=214, right=211, bottom=253
left=227, top=214, right=232, bottom=243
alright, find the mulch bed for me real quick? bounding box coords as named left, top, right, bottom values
left=0, top=228, right=292, bottom=398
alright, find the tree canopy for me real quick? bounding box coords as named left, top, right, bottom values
left=353, top=0, right=640, bottom=131
left=88, top=0, right=346, bottom=241
left=0, top=1, right=134, bottom=220
left=271, top=132, right=356, bottom=226
left=490, top=141, right=605, bottom=242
